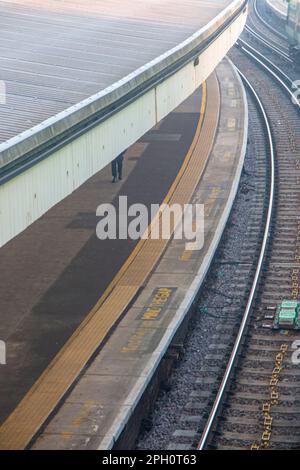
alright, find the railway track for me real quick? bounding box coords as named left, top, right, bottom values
left=244, top=23, right=291, bottom=62
left=195, top=22, right=300, bottom=450
left=248, top=0, right=288, bottom=47
left=197, top=64, right=275, bottom=449
left=243, top=3, right=300, bottom=87
left=244, top=0, right=292, bottom=68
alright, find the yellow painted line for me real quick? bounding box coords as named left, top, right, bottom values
left=0, top=77, right=220, bottom=450
left=180, top=250, right=193, bottom=261
left=224, top=150, right=233, bottom=160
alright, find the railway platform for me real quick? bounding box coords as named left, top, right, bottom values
left=0, top=57, right=247, bottom=450
left=0, top=75, right=203, bottom=422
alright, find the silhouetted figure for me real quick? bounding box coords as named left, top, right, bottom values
left=111, top=151, right=125, bottom=183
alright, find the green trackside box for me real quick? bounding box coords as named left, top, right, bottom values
left=274, top=300, right=300, bottom=330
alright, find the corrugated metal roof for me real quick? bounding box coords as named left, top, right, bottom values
left=0, top=0, right=231, bottom=144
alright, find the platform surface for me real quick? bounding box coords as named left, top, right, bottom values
left=0, top=0, right=233, bottom=144
left=29, top=58, right=247, bottom=450
left=0, top=86, right=202, bottom=428
left=0, top=74, right=211, bottom=453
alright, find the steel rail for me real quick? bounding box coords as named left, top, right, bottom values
left=244, top=24, right=290, bottom=60
left=239, top=41, right=300, bottom=106
left=238, top=38, right=293, bottom=85
left=197, top=66, right=275, bottom=450
left=198, top=32, right=300, bottom=449
left=253, top=0, right=286, bottom=40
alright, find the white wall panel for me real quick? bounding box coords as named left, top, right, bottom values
left=156, top=62, right=196, bottom=122
left=71, top=137, right=93, bottom=189
left=86, top=89, right=156, bottom=176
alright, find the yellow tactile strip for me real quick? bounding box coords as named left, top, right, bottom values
left=0, top=75, right=220, bottom=450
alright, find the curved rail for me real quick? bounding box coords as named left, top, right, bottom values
left=253, top=0, right=286, bottom=40
left=198, top=26, right=300, bottom=449
left=244, top=24, right=291, bottom=60
left=238, top=39, right=293, bottom=85
left=197, top=66, right=275, bottom=450
left=239, top=40, right=300, bottom=107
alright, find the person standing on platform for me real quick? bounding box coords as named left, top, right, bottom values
left=111, top=151, right=125, bottom=183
